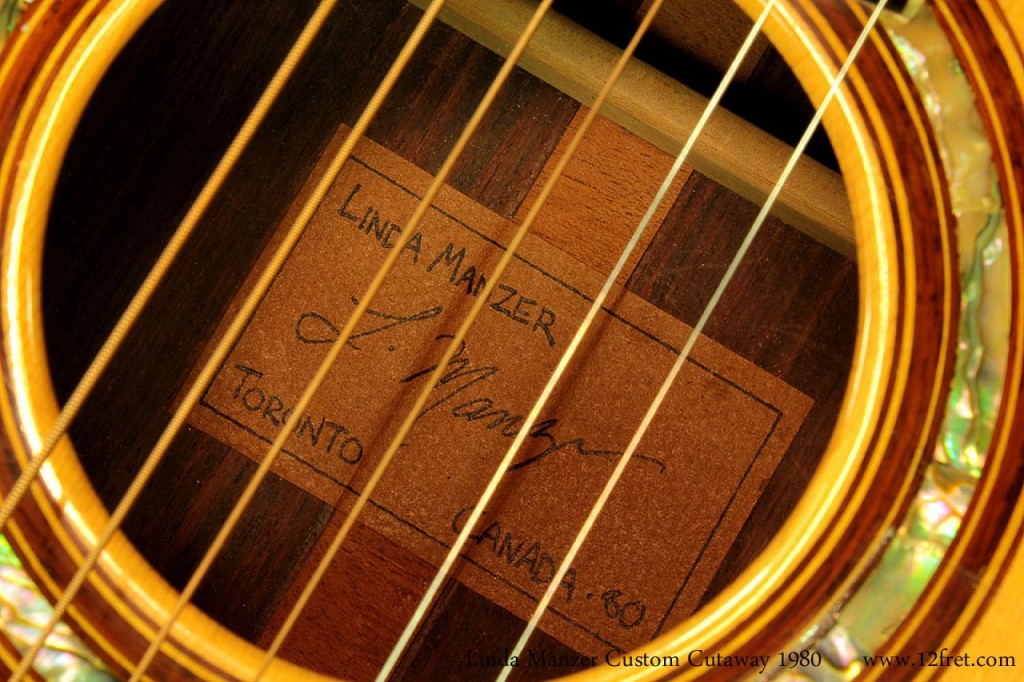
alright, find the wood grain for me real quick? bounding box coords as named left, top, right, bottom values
left=637, top=0, right=770, bottom=83
left=513, top=107, right=691, bottom=283
left=408, top=0, right=856, bottom=255
left=626, top=171, right=858, bottom=605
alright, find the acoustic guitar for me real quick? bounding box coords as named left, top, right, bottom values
left=0, top=0, right=1022, bottom=679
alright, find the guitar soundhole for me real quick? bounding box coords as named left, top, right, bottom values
left=42, top=0, right=857, bottom=678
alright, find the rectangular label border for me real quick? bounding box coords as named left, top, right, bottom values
left=195, top=154, right=789, bottom=652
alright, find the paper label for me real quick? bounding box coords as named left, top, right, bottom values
left=187, top=135, right=812, bottom=656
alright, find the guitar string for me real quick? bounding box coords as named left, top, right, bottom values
left=124, top=2, right=565, bottom=680
left=0, top=0, right=348, bottom=537
left=499, top=2, right=888, bottom=676
left=255, top=2, right=675, bottom=679
left=8, top=0, right=452, bottom=677
left=378, top=2, right=778, bottom=678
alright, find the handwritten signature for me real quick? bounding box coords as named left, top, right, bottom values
left=291, top=304, right=666, bottom=474
left=294, top=297, right=443, bottom=350
left=403, top=334, right=666, bottom=473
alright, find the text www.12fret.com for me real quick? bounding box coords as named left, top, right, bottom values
left=861, top=649, right=1016, bottom=670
